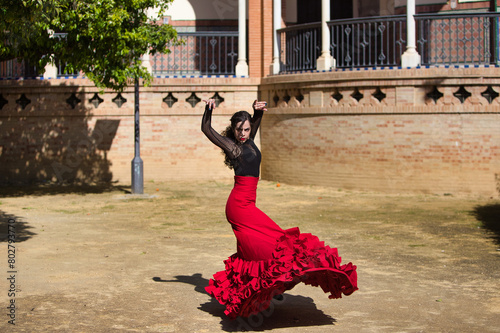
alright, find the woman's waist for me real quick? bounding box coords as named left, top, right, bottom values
left=233, top=175, right=259, bottom=187
left=229, top=176, right=258, bottom=202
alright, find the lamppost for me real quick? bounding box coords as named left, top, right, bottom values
left=131, top=77, right=144, bottom=194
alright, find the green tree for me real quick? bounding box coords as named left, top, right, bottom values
left=0, top=0, right=179, bottom=90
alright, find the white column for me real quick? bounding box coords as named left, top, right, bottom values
left=401, top=0, right=421, bottom=67
left=271, top=0, right=281, bottom=75
left=141, top=53, right=153, bottom=74
left=316, top=0, right=334, bottom=70
left=43, top=63, right=58, bottom=79
left=235, top=0, right=249, bottom=76
left=43, top=30, right=58, bottom=78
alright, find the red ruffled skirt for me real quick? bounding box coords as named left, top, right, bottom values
left=205, top=176, right=358, bottom=319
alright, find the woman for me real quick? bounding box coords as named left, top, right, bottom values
left=202, top=99, right=358, bottom=319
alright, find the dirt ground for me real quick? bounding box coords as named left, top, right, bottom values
left=1, top=179, right=500, bottom=333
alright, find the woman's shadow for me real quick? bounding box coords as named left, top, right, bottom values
left=153, top=274, right=337, bottom=332
left=471, top=203, right=500, bottom=245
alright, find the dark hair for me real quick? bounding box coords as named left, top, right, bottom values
left=221, top=111, right=252, bottom=169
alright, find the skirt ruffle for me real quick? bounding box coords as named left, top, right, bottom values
left=205, top=227, right=358, bottom=319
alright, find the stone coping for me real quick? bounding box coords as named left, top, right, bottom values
left=263, top=65, right=500, bottom=87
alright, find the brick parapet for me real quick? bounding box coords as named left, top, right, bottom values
left=263, top=66, right=500, bottom=86
left=259, top=67, right=500, bottom=196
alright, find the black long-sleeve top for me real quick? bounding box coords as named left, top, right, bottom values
left=201, top=104, right=263, bottom=177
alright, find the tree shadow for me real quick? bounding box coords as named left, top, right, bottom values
left=471, top=203, right=500, bottom=245
left=0, top=211, right=36, bottom=243
left=153, top=274, right=337, bottom=332
left=0, top=80, right=121, bottom=190
left=0, top=182, right=131, bottom=198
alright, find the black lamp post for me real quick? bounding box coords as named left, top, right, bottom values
left=131, top=77, right=144, bottom=194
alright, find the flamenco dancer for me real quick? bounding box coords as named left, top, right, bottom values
left=201, top=98, right=358, bottom=319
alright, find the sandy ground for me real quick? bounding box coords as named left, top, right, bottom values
left=1, top=180, right=500, bottom=333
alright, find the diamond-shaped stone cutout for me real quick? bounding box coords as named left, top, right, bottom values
left=296, top=92, right=304, bottom=103
left=332, top=90, right=343, bottom=102
left=186, top=92, right=201, bottom=108
left=481, top=86, right=499, bottom=104
left=426, top=86, right=443, bottom=103
left=89, top=93, right=104, bottom=108
left=66, top=93, right=81, bottom=109
left=163, top=92, right=178, bottom=108
left=112, top=93, right=127, bottom=108
left=16, top=94, right=31, bottom=109
left=283, top=93, right=290, bottom=104
left=351, top=88, right=363, bottom=102
left=372, top=88, right=386, bottom=102
left=453, top=86, right=471, bottom=104
left=210, top=92, right=224, bottom=107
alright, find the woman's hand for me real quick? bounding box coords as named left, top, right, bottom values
left=204, top=99, right=216, bottom=111
left=253, top=100, right=267, bottom=112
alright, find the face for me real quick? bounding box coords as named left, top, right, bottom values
left=233, top=120, right=251, bottom=143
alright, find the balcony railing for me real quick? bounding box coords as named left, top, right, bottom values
left=415, top=12, right=500, bottom=66
left=0, top=58, right=79, bottom=79
left=277, top=16, right=408, bottom=72
left=277, top=22, right=321, bottom=72
left=0, top=59, right=38, bottom=78
left=1, top=31, right=239, bottom=79
left=278, top=12, right=500, bottom=73
left=151, top=31, right=239, bottom=76
left=330, top=15, right=407, bottom=68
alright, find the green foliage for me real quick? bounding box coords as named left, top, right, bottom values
left=0, top=0, right=180, bottom=90
left=0, top=1, right=58, bottom=61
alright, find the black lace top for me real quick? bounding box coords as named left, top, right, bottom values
left=201, top=104, right=263, bottom=177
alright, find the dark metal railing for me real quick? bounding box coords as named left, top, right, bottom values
left=0, top=33, right=77, bottom=79
left=1, top=31, right=239, bottom=79
left=278, top=16, right=407, bottom=71
left=329, top=15, right=407, bottom=68
left=415, top=12, right=500, bottom=66
left=0, top=59, right=38, bottom=78
left=278, top=12, right=500, bottom=73
left=0, top=58, right=77, bottom=79
left=277, top=22, right=321, bottom=72
left=152, top=31, right=239, bottom=76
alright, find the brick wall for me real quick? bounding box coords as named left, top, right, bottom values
left=261, top=112, right=500, bottom=195
left=249, top=0, right=274, bottom=77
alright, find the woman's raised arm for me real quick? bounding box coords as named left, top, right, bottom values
left=250, top=100, right=267, bottom=139
left=201, top=99, right=239, bottom=159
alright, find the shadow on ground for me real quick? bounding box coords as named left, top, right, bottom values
left=153, top=274, right=336, bottom=332
left=0, top=182, right=130, bottom=244
left=471, top=203, right=500, bottom=245
left=0, top=210, right=36, bottom=242
left=0, top=183, right=130, bottom=198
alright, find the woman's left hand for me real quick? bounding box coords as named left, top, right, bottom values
left=253, top=100, right=267, bottom=111
left=203, top=98, right=216, bottom=111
